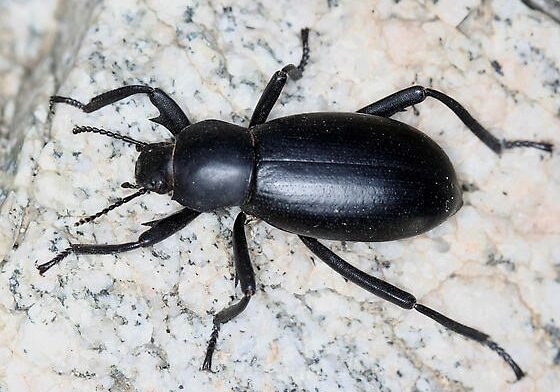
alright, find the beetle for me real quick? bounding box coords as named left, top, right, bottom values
left=38, top=28, right=553, bottom=380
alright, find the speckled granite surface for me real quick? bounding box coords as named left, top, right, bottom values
left=1, top=1, right=559, bottom=391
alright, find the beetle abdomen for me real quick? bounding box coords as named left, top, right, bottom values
left=243, top=113, right=462, bottom=242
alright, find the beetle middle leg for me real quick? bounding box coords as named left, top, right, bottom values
left=202, top=212, right=256, bottom=371
left=50, top=85, right=190, bottom=136
left=37, top=208, right=200, bottom=275
left=299, top=236, right=525, bottom=381
left=358, top=86, right=553, bottom=155
left=249, top=28, right=310, bottom=127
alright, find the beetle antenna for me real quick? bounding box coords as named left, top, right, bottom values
left=72, top=125, right=147, bottom=148
left=74, top=188, right=149, bottom=226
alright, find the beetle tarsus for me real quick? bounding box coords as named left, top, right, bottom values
left=37, top=247, right=73, bottom=275
left=281, top=28, right=310, bottom=81
left=202, top=295, right=251, bottom=372
left=50, top=96, right=85, bottom=113
left=485, top=339, right=525, bottom=381
left=202, top=324, right=221, bottom=372
left=414, top=303, right=524, bottom=381
left=297, top=27, right=310, bottom=73
left=502, top=139, right=553, bottom=153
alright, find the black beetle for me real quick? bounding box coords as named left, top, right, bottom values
left=39, top=29, right=553, bottom=380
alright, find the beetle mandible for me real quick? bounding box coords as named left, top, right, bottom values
left=39, top=28, right=553, bottom=380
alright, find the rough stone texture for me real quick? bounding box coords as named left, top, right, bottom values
left=1, top=1, right=559, bottom=391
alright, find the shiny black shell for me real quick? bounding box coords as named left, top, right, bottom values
left=241, top=112, right=462, bottom=242
left=172, top=120, right=253, bottom=212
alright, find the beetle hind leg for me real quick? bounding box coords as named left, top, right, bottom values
left=358, top=86, right=553, bottom=155
left=300, top=236, right=525, bottom=381
left=202, top=212, right=256, bottom=371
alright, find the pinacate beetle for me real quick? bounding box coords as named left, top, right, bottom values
left=39, top=29, right=553, bottom=380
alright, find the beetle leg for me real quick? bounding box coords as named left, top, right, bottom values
left=37, top=208, right=200, bottom=275
left=249, top=28, right=310, bottom=127
left=50, top=85, right=190, bottom=136
left=357, top=86, right=553, bottom=155
left=299, top=236, right=525, bottom=381
left=202, top=212, right=256, bottom=372
left=248, top=69, right=290, bottom=127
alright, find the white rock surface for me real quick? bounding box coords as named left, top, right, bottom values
left=1, top=1, right=559, bottom=391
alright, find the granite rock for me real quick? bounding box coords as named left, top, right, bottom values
left=1, top=1, right=559, bottom=391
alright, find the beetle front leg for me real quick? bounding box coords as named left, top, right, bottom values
left=202, top=212, right=256, bottom=371
left=37, top=208, right=200, bottom=275
left=51, top=85, right=190, bottom=136
left=249, top=28, right=310, bottom=127
left=358, top=86, right=553, bottom=155
left=299, top=236, right=525, bottom=381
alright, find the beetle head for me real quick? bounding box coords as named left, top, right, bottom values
left=65, top=126, right=176, bottom=228
left=135, top=142, right=174, bottom=194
